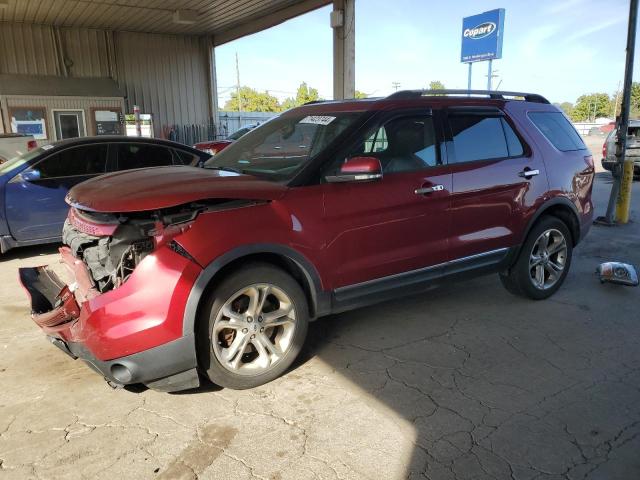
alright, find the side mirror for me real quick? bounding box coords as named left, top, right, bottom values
left=20, top=169, right=41, bottom=182
left=325, top=156, right=382, bottom=183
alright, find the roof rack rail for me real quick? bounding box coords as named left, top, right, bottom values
left=386, top=89, right=550, bottom=104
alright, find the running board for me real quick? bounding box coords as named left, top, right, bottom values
left=332, top=248, right=511, bottom=312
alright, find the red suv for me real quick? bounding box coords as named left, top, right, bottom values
left=20, top=90, right=594, bottom=392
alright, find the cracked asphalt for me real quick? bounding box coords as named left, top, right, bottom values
left=1, top=172, right=639, bottom=480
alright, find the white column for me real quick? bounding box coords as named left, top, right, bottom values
left=207, top=36, right=219, bottom=133
left=332, top=0, right=355, bottom=100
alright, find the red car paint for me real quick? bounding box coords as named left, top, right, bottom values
left=19, top=92, right=594, bottom=390
left=193, top=139, right=232, bottom=155
left=66, top=166, right=287, bottom=212
left=340, top=156, right=382, bottom=173
left=50, top=244, right=202, bottom=360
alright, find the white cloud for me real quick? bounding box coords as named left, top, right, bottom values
left=563, top=16, right=627, bottom=42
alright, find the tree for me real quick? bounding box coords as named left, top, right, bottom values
left=223, top=86, right=281, bottom=112
left=428, top=81, right=445, bottom=91
left=281, top=82, right=322, bottom=110
left=557, top=102, right=574, bottom=118
left=571, top=93, right=612, bottom=122
left=354, top=90, right=368, bottom=99
left=611, top=82, right=640, bottom=119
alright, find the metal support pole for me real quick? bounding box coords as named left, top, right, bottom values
left=467, top=63, right=472, bottom=92
left=600, top=0, right=637, bottom=225
left=487, top=59, right=493, bottom=91
left=133, top=105, right=141, bottom=137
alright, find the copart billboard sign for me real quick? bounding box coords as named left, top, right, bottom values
left=461, top=9, right=505, bottom=63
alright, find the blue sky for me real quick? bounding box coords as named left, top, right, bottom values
left=216, top=0, right=633, bottom=105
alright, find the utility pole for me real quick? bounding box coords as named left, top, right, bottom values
left=486, top=68, right=499, bottom=91
left=235, top=52, right=242, bottom=128
left=392, top=81, right=401, bottom=91
left=598, top=0, right=637, bottom=225
left=613, top=80, right=622, bottom=118
left=235, top=52, right=241, bottom=111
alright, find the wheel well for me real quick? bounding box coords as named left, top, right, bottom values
left=537, top=204, right=580, bottom=246
left=194, top=253, right=317, bottom=327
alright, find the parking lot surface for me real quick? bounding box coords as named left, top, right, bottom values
left=1, top=173, right=639, bottom=480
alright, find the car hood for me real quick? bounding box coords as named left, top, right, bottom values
left=66, top=166, right=287, bottom=212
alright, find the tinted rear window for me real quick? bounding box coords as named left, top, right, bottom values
left=528, top=112, right=586, bottom=151
left=448, top=115, right=523, bottom=163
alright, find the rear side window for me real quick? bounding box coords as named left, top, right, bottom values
left=116, top=143, right=173, bottom=170
left=528, top=112, right=586, bottom=151
left=173, top=149, right=199, bottom=165
left=448, top=115, right=523, bottom=163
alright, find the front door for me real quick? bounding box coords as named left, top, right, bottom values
left=321, top=111, right=452, bottom=289
left=54, top=110, right=86, bottom=140
left=5, top=143, right=110, bottom=241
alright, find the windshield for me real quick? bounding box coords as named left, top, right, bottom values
left=0, top=145, right=52, bottom=175
left=204, top=112, right=363, bottom=181
left=228, top=126, right=253, bottom=141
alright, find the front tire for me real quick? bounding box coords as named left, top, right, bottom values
left=500, top=216, right=573, bottom=300
left=198, top=263, right=309, bottom=389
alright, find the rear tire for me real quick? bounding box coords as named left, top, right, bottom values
left=500, top=216, right=573, bottom=300
left=197, top=263, right=309, bottom=389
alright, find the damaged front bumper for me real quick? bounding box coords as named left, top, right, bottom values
left=18, top=245, right=203, bottom=392
left=19, top=265, right=81, bottom=330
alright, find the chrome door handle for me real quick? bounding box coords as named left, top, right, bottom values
left=415, top=184, right=444, bottom=195
left=519, top=168, right=540, bottom=179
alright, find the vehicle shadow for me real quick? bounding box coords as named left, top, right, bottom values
left=1, top=242, right=60, bottom=261
left=296, top=258, right=640, bottom=478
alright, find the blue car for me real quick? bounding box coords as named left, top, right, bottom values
left=0, top=136, right=211, bottom=254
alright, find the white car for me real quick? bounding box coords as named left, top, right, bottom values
left=0, top=134, right=37, bottom=163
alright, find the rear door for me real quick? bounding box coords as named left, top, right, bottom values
left=113, top=142, right=174, bottom=170
left=322, top=110, right=452, bottom=288
left=445, top=107, right=548, bottom=261
left=5, top=143, right=110, bottom=241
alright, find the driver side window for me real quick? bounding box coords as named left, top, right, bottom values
left=331, top=114, right=440, bottom=176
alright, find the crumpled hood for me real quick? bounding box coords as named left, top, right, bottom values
left=66, top=166, right=287, bottom=212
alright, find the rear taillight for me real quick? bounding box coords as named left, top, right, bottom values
left=602, top=142, right=607, bottom=158
left=27, top=140, right=37, bottom=151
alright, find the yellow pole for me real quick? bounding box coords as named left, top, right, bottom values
left=615, top=159, right=634, bottom=223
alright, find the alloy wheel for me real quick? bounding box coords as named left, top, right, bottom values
left=529, top=228, right=568, bottom=290
left=212, top=284, right=297, bottom=375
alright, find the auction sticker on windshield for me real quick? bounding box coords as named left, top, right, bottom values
left=300, top=116, right=336, bottom=125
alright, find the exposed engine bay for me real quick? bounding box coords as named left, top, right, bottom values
left=62, top=205, right=200, bottom=292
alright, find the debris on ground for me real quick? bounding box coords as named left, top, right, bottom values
left=596, top=262, right=639, bottom=286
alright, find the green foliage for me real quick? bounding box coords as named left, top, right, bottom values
left=611, top=82, right=640, bottom=119
left=631, top=82, right=640, bottom=117
left=571, top=93, right=612, bottom=122
left=223, top=86, right=281, bottom=113
left=428, top=80, right=445, bottom=91
left=354, top=90, right=368, bottom=99
left=281, top=82, right=321, bottom=110
left=558, top=102, right=574, bottom=117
